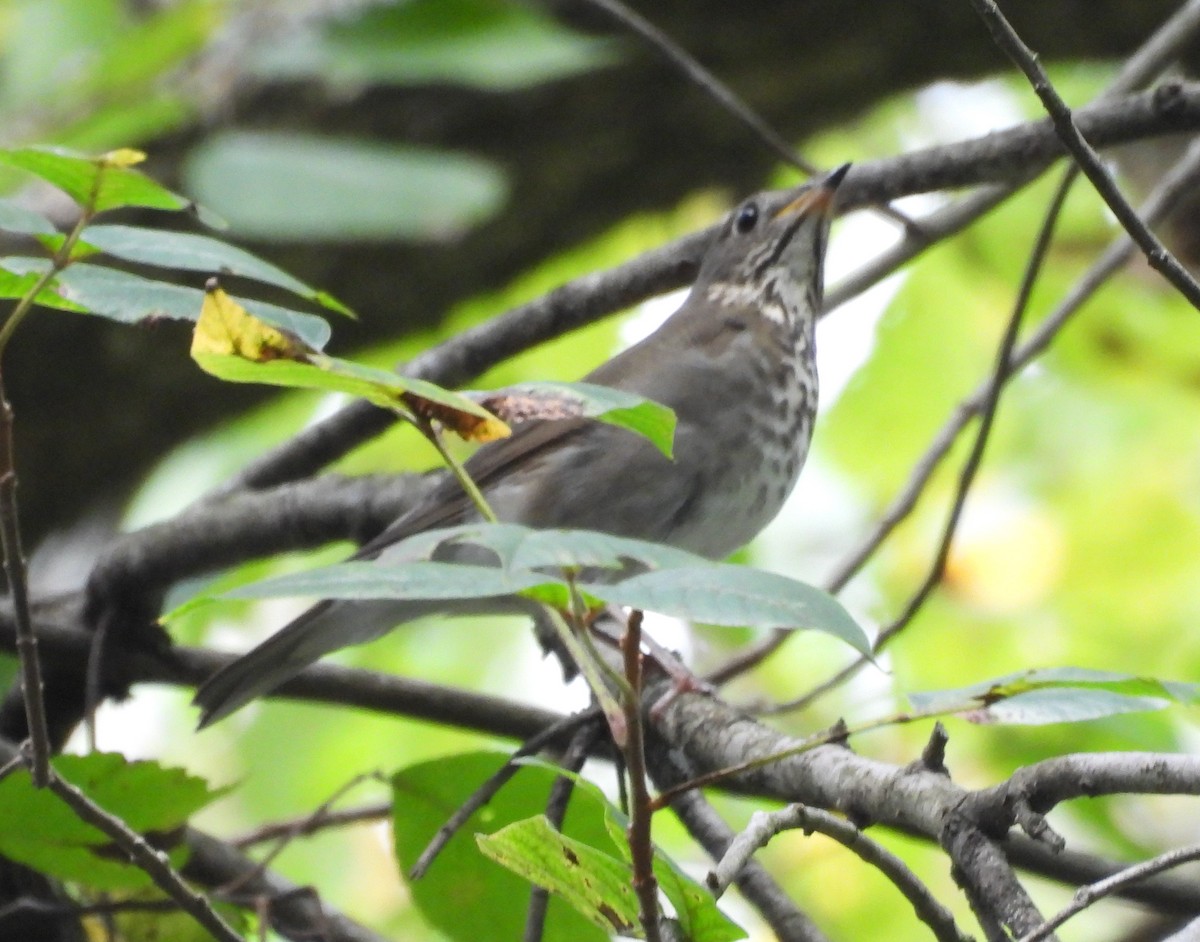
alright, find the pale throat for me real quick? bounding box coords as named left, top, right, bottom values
left=704, top=270, right=814, bottom=339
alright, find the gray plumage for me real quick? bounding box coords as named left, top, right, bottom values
left=194, top=165, right=847, bottom=727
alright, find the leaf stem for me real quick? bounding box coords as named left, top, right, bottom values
left=540, top=601, right=629, bottom=739
left=415, top=415, right=498, bottom=523
left=0, top=208, right=91, bottom=358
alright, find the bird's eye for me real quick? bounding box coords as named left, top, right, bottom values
left=734, top=202, right=759, bottom=234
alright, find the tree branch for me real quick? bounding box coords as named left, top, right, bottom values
left=214, top=84, right=1200, bottom=496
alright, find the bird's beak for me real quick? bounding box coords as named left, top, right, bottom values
left=773, top=163, right=851, bottom=220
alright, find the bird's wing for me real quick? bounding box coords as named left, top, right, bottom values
left=196, top=301, right=756, bottom=726
left=352, top=416, right=594, bottom=559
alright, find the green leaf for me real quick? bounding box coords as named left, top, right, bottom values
left=392, top=752, right=607, bottom=942
left=522, top=760, right=745, bottom=942
left=478, top=817, right=640, bottom=936
left=1, top=259, right=331, bottom=348
left=81, top=224, right=353, bottom=316
left=976, top=688, right=1172, bottom=725
left=478, top=381, right=676, bottom=458
left=0, top=263, right=85, bottom=311
left=75, top=0, right=220, bottom=99
left=193, top=351, right=502, bottom=430
left=254, top=0, right=616, bottom=91
left=0, top=753, right=224, bottom=892
left=585, top=564, right=871, bottom=653
left=909, top=667, right=1196, bottom=725
left=381, top=522, right=704, bottom=574
left=0, top=198, right=56, bottom=235
left=0, top=146, right=192, bottom=215
left=651, top=852, right=746, bottom=942
left=222, top=560, right=551, bottom=602
left=110, top=894, right=249, bottom=942
left=184, top=131, right=507, bottom=241
left=505, top=528, right=700, bottom=572
left=206, top=523, right=865, bottom=660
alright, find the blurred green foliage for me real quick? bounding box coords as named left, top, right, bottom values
left=0, top=2, right=1196, bottom=938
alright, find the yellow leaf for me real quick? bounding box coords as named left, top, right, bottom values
left=99, top=148, right=147, bottom=168
left=405, top=395, right=510, bottom=442
left=192, top=281, right=311, bottom=363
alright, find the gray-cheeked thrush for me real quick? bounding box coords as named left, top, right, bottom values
left=195, top=163, right=849, bottom=726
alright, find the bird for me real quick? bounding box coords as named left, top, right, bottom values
left=194, top=163, right=849, bottom=727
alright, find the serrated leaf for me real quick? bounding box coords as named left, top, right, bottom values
left=0, top=198, right=56, bottom=235
left=0, top=753, right=224, bottom=892
left=584, top=564, right=870, bottom=653
left=82, top=224, right=353, bottom=316
left=221, top=560, right=551, bottom=602
left=392, top=752, right=606, bottom=942
left=477, top=381, right=676, bottom=458
left=477, top=817, right=640, bottom=935
left=0, top=146, right=192, bottom=214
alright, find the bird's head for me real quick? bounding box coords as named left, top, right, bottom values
left=695, top=163, right=849, bottom=322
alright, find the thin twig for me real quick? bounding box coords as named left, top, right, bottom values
left=0, top=206, right=95, bottom=784
left=0, top=895, right=184, bottom=922
left=619, top=610, right=661, bottom=942
left=709, top=0, right=1200, bottom=688
left=824, top=0, right=1200, bottom=311
left=0, top=392, right=49, bottom=785
left=409, top=707, right=602, bottom=879
left=44, top=769, right=243, bottom=942
left=709, top=804, right=971, bottom=942
left=208, top=85, right=1200, bottom=499
left=969, top=0, right=1200, bottom=309
left=1016, top=844, right=1200, bottom=942
left=523, top=723, right=599, bottom=942
left=823, top=181, right=1025, bottom=315
left=227, top=773, right=386, bottom=890
left=646, top=737, right=832, bottom=942
left=183, top=826, right=391, bottom=942
left=231, top=802, right=390, bottom=849
left=577, top=0, right=816, bottom=173
left=780, top=133, right=1200, bottom=711
left=577, top=0, right=915, bottom=232
left=869, top=160, right=1075, bottom=652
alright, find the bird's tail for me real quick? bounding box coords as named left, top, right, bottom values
left=193, top=598, right=440, bottom=728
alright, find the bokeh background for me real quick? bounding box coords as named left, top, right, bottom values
left=3, top=1, right=1200, bottom=939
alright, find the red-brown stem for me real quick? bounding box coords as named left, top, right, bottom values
left=621, top=609, right=662, bottom=942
